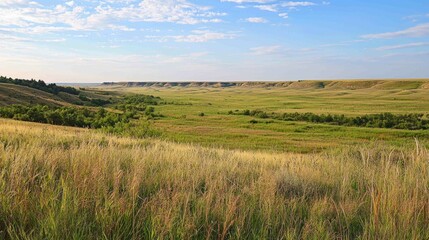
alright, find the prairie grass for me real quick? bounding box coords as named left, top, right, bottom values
left=0, top=119, right=429, bottom=239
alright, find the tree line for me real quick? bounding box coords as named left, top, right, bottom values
left=231, top=109, right=429, bottom=130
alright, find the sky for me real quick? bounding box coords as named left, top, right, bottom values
left=0, top=0, right=429, bottom=83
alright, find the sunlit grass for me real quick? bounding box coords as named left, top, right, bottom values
left=1, top=119, right=428, bottom=239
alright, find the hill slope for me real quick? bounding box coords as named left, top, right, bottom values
left=0, top=82, right=117, bottom=106
left=0, top=83, right=73, bottom=106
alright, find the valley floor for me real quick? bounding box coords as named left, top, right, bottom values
left=102, top=86, right=429, bottom=152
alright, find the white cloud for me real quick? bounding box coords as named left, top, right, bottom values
left=362, top=23, right=429, bottom=39
left=0, top=0, right=29, bottom=6
left=281, top=1, right=315, bottom=7
left=0, top=32, right=66, bottom=43
left=245, top=17, right=268, bottom=23
left=65, top=1, right=75, bottom=7
left=254, top=5, right=277, bottom=12
left=376, top=42, right=429, bottom=51
left=250, top=45, right=282, bottom=55
left=0, top=0, right=226, bottom=34
left=0, top=26, right=70, bottom=34
left=279, top=13, right=288, bottom=19
left=147, top=30, right=237, bottom=43
left=252, top=1, right=315, bottom=12
left=173, top=30, right=236, bottom=42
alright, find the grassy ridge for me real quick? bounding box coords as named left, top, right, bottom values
left=1, top=119, right=429, bottom=239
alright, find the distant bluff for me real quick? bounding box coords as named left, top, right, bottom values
left=102, top=79, right=429, bottom=90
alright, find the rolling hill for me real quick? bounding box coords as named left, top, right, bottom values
left=0, top=79, right=117, bottom=106
left=0, top=83, right=74, bottom=106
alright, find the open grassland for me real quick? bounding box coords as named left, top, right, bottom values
left=1, top=119, right=429, bottom=239
left=100, top=84, right=429, bottom=152
left=110, top=83, right=429, bottom=116
left=3, top=78, right=429, bottom=153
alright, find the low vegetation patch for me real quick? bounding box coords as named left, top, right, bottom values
left=233, top=109, right=429, bottom=130
left=0, top=93, right=164, bottom=137
left=0, top=104, right=133, bottom=128
left=113, top=94, right=162, bottom=113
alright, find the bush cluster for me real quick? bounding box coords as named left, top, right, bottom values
left=114, top=95, right=162, bottom=118
left=0, top=105, right=132, bottom=129
left=0, top=93, right=165, bottom=137
left=234, top=110, right=429, bottom=130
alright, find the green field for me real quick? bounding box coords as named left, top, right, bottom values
left=98, top=82, right=429, bottom=152
left=2, top=79, right=429, bottom=239
left=2, top=79, right=429, bottom=153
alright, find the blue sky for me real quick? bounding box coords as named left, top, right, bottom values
left=0, top=0, right=429, bottom=82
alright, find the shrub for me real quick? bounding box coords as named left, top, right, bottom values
left=237, top=109, right=429, bottom=130
left=249, top=119, right=258, bottom=124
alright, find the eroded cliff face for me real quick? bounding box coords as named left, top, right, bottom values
left=102, top=79, right=429, bottom=90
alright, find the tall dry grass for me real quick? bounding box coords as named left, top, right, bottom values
left=0, top=119, right=428, bottom=239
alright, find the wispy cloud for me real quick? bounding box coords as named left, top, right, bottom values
left=250, top=45, right=283, bottom=55
left=253, top=1, right=316, bottom=12
left=278, top=13, right=289, bottom=19
left=245, top=17, right=268, bottom=23
left=147, top=30, right=237, bottom=43
left=376, top=42, right=429, bottom=51
left=362, top=23, right=429, bottom=39
left=281, top=1, right=315, bottom=7
left=0, top=0, right=37, bottom=6
left=173, top=30, right=237, bottom=42
left=254, top=5, right=277, bottom=12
